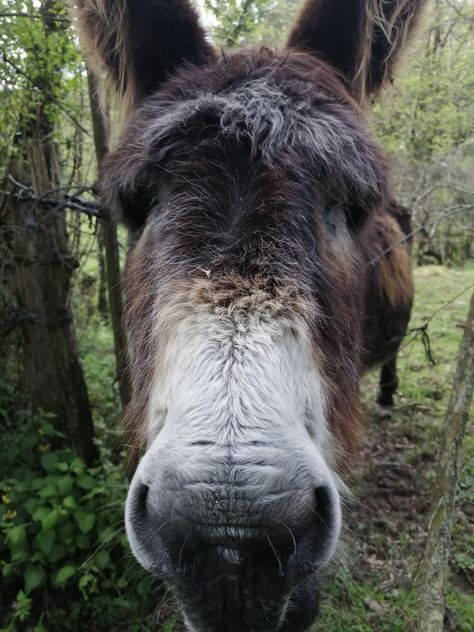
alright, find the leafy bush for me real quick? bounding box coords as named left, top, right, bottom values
left=0, top=415, right=157, bottom=631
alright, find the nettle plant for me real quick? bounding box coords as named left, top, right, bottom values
left=0, top=415, right=152, bottom=629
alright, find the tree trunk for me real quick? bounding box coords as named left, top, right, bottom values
left=87, top=71, right=131, bottom=407
left=418, top=290, right=474, bottom=632
left=6, top=0, right=97, bottom=465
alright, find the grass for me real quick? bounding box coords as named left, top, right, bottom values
left=72, top=262, right=473, bottom=631
left=313, top=263, right=474, bottom=631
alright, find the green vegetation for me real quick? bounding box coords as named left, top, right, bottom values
left=0, top=417, right=150, bottom=631
left=2, top=265, right=472, bottom=630
left=0, top=357, right=157, bottom=631
left=314, top=264, right=474, bottom=632
left=1, top=0, right=473, bottom=630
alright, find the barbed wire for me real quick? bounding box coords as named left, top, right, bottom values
left=400, top=283, right=474, bottom=366
left=2, top=176, right=472, bottom=366
left=4, top=175, right=107, bottom=220
left=367, top=206, right=473, bottom=266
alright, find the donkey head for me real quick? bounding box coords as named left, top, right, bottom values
left=74, top=1, right=426, bottom=630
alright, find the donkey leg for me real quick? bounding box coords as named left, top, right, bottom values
left=377, top=356, right=399, bottom=408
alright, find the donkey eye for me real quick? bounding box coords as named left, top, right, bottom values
left=323, top=205, right=347, bottom=233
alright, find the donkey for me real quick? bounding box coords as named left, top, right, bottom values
left=74, top=1, right=421, bottom=630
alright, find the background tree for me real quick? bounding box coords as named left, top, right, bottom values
left=373, top=0, right=474, bottom=264
left=0, top=0, right=472, bottom=629
left=87, top=70, right=131, bottom=408
left=1, top=0, right=96, bottom=464
left=419, top=290, right=474, bottom=631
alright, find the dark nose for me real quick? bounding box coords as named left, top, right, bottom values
left=128, top=483, right=338, bottom=577
left=126, top=480, right=338, bottom=630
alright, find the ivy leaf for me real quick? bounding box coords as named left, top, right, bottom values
left=24, top=565, right=46, bottom=593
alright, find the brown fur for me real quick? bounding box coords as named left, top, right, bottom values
left=70, top=2, right=419, bottom=474
left=368, top=215, right=414, bottom=307
left=102, top=48, right=414, bottom=473
left=71, top=0, right=215, bottom=118
left=287, top=0, right=428, bottom=102
left=70, top=3, right=423, bottom=627
left=362, top=203, right=414, bottom=373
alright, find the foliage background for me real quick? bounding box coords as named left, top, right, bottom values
left=0, top=0, right=473, bottom=630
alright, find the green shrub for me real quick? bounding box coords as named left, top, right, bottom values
left=0, top=415, right=157, bottom=631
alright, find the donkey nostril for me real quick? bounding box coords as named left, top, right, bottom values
left=313, top=486, right=334, bottom=540
left=314, top=486, right=331, bottom=517
left=133, top=482, right=149, bottom=518
left=288, top=484, right=339, bottom=578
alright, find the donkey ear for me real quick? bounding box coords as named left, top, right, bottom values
left=287, top=0, right=427, bottom=102
left=72, top=0, right=215, bottom=118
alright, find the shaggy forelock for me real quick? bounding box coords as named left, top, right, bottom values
left=102, top=53, right=387, bottom=225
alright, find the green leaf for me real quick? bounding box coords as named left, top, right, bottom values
left=37, top=529, right=55, bottom=556
left=32, top=506, right=50, bottom=523
left=41, top=452, right=59, bottom=471
left=38, top=484, right=57, bottom=499
left=70, top=457, right=85, bottom=474
left=55, top=564, right=76, bottom=586
left=49, top=543, right=67, bottom=562
left=15, top=589, right=32, bottom=615
left=63, top=495, right=78, bottom=509
left=7, top=525, right=26, bottom=548
left=95, top=550, right=110, bottom=570
left=78, top=572, right=94, bottom=593
left=60, top=521, right=74, bottom=539
left=75, top=534, right=90, bottom=549
left=77, top=474, right=95, bottom=490
left=24, top=565, right=46, bottom=593
left=24, top=498, right=37, bottom=515
left=12, top=547, right=28, bottom=562
left=41, top=509, right=60, bottom=531
left=163, top=617, right=179, bottom=632
left=75, top=511, right=95, bottom=534
left=57, top=475, right=74, bottom=496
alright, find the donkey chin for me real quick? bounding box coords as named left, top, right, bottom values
left=125, top=417, right=341, bottom=632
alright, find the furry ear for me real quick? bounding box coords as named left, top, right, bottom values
left=71, top=0, right=215, bottom=118
left=287, top=0, right=427, bottom=102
